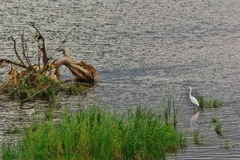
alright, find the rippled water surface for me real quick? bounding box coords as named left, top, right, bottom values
left=1, top=0, right=240, bottom=159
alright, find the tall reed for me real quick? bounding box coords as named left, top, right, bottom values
left=163, top=94, right=182, bottom=128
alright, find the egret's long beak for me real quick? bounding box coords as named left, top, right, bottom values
left=186, top=86, right=190, bottom=89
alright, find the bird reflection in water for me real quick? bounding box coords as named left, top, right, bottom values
left=190, top=110, right=199, bottom=128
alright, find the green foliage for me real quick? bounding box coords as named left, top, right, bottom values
left=163, top=94, right=182, bottom=128
left=2, top=105, right=187, bottom=160
left=192, top=129, right=204, bottom=146
left=63, top=83, right=88, bottom=95
left=209, top=117, right=223, bottom=136
left=2, top=73, right=88, bottom=102
left=2, top=144, right=19, bottom=160
left=220, top=140, right=230, bottom=149
left=214, top=122, right=223, bottom=135
left=198, top=96, right=224, bottom=109
left=210, top=117, right=219, bottom=124
left=43, top=105, right=56, bottom=121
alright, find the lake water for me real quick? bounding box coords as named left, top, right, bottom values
left=1, top=0, right=240, bottom=159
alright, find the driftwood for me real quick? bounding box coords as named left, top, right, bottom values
left=0, top=26, right=100, bottom=89
left=52, top=48, right=98, bottom=83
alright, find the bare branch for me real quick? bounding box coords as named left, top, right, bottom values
left=24, top=42, right=32, bottom=66
left=0, top=58, right=26, bottom=68
left=32, top=25, right=48, bottom=66
left=57, top=28, right=76, bottom=51
left=49, top=28, right=77, bottom=59
left=10, top=37, right=27, bottom=68
left=21, top=28, right=32, bottom=67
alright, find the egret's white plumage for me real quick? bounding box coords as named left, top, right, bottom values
left=186, top=87, right=199, bottom=107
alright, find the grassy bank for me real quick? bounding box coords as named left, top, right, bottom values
left=2, top=105, right=187, bottom=160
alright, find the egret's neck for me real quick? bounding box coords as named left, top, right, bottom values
left=189, top=88, right=192, bottom=97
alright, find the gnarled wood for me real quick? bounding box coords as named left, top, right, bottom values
left=52, top=48, right=98, bottom=82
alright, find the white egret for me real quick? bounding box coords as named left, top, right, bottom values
left=186, top=87, right=199, bottom=107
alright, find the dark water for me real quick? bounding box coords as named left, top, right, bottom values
left=1, top=0, right=240, bottom=159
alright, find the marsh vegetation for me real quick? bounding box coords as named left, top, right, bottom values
left=1, top=91, right=230, bottom=160
left=198, top=96, right=224, bottom=109
left=2, top=105, right=187, bottom=160
left=192, top=129, right=204, bottom=146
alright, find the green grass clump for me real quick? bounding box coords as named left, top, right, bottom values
left=209, top=117, right=223, bottom=136
left=214, top=122, right=223, bottom=135
left=210, top=117, right=219, bottom=124
left=2, top=105, right=187, bottom=160
left=62, top=83, right=88, bottom=95
left=192, top=129, right=204, bottom=146
left=198, top=96, right=224, bottom=109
